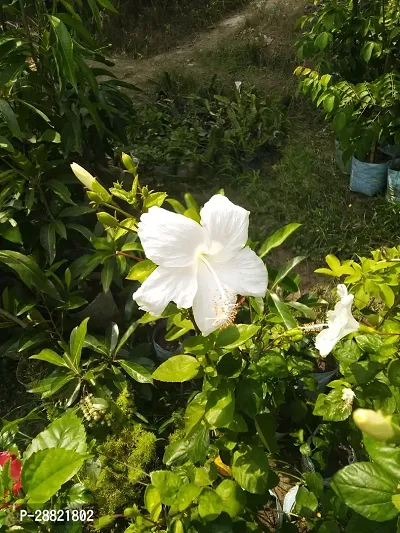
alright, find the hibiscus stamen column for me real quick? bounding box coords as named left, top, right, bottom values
left=198, top=254, right=238, bottom=329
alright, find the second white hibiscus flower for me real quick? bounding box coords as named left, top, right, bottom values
left=132, top=194, right=268, bottom=336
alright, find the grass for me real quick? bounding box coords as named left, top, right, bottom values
left=134, top=0, right=400, bottom=270
left=100, top=0, right=248, bottom=57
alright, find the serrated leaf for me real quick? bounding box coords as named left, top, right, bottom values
left=331, top=462, right=398, bottom=522
left=22, top=448, right=85, bottom=504
left=24, top=412, right=86, bottom=459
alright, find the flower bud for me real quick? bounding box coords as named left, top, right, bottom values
left=71, top=163, right=95, bottom=190
left=353, top=409, right=395, bottom=441
left=122, top=152, right=137, bottom=174
left=123, top=505, right=139, bottom=519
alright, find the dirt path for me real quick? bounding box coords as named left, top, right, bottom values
left=97, top=0, right=280, bottom=86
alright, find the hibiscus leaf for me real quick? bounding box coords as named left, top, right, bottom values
left=216, top=324, right=260, bottom=350
left=22, top=448, right=85, bottom=504
left=24, top=412, right=86, bottom=459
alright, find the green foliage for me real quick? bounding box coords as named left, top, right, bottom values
left=126, top=77, right=286, bottom=185
left=295, top=0, right=400, bottom=161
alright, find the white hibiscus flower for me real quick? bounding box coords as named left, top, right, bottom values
left=132, top=195, right=268, bottom=336
left=315, top=284, right=359, bottom=357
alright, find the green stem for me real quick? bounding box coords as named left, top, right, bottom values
left=104, top=202, right=135, bottom=220
left=0, top=308, right=27, bottom=328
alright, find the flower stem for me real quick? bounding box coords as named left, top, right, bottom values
left=116, top=251, right=143, bottom=262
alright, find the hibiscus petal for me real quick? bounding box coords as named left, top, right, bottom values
left=193, top=261, right=237, bottom=336
left=315, top=328, right=339, bottom=357
left=210, top=247, right=268, bottom=297
left=200, top=195, right=249, bottom=262
left=138, top=207, right=206, bottom=267
left=132, top=265, right=198, bottom=316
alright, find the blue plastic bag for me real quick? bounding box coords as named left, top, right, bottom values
left=349, top=157, right=390, bottom=196
left=386, top=159, right=400, bottom=203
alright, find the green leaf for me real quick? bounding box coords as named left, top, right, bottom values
left=313, top=389, right=353, bottom=422
left=363, top=435, right=400, bottom=481
left=126, top=259, right=156, bottom=283
left=176, top=483, right=202, bottom=512
left=144, top=485, right=161, bottom=514
left=152, top=354, right=200, bottom=382
left=24, top=412, right=86, bottom=460
left=380, top=284, right=395, bottom=308
left=294, top=486, right=318, bottom=517
left=87, top=0, right=101, bottom=28
left=166, top=199, right=186, bottom=214
left=255, top=413, right=278, bottom=453
left=258, top=223, right=301, bottom=258
left=22, top=448, right=85, bottom=504
left=304, top=472, right=324, bottom=498
left=101, top=261, right=114, bottom=293
left=96, top=0, right=119, bottom=13
left=57, top=13, right=97, bottom=45
left=0, top=251, right=60, bottom=299
left=350, top=361, right=384, bottom=385
left=388, top=360, right=400, bottom=387
left=362, top=42, right=375, bottom=63
left=54, top=220, right=67, bottom=239
left=50, top=16, right=76, bottom=89
left=28, top=374, right=75, bottom=398
left=0, top=98, right=23, bottom=140
left=272, top=256, right=305, bottom=289
left=318, top=522, right=340, bottom=533
left=323, top=94, right=336, bottom=113
left=69, top=317, right=89, bottom=368
left=198, top=488, right=223, bottom=521
left=118, top=360, right=153, bottom=384
left=215, top=480, right=246, bottom=518
left=0, top=223, right=22, bottom=244
left=185, top=395, right=206, bottom=436
left=335, top=112, right=347, bottom=132
left=39, top=129, right=61, bottom=143
left=30, top=349, right=69, bottom=369
left=205, top=382, right=235, bottom=428
left=236, top=378, right=263, bottom=418
left=269, top=292, right=297, bottom=329
left=47, top=180, right=75, bottom=205
left=232, top=445, right=278, bottom=494
left=60, top=206, right=94, bottom=217
left=331, top=462, right=398, bottom=522
left=257, top=351, right=289, bottom=378
left=346, top=514, right=397, bottom=533
left=150, top=471, right=182, bottom=506
left=143, top=192, right=167, bottom=209
left=216, top=324, right=260, bottom=350
left=40, top=224, right=56, bottom=265
left=315, top=31, right=331, bottom=50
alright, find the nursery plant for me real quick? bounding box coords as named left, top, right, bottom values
left=3, top=157, right=398, bottom=532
